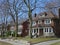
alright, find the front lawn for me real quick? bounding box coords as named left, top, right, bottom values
left=17, top=36, right=59, bottom=44
left=51, top=41, right=60, bottom=45
left=0, top=41, right=12, bottom=45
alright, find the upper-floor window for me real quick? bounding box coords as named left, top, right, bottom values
left=44, top=19, right=51, bottom=24
left=32, top=21, right=36, bottom=26
left=42, top=15, right=45, bottom=17
left=38, top=20, right=42, bottom=24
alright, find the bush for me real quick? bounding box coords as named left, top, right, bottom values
left=5, top=31, right=11, bottom=37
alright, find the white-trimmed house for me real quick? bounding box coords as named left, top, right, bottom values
left=29, top=11, right=58, bottom=38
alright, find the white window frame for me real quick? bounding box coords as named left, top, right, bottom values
left=45, top=27, right=49, bottom=33
left=44, top=19, right=51, bottom=24
left=32, top=21, right=36, bottom=26
left=38, top=20, right=42, bottom=24
left=42, top=14, right=45, bottom=17
left=44, top=27, right=53, bottom=33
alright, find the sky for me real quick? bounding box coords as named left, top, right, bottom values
left=0, top=0, right=60, bottom=23
left=0, top=0, right=60, bottom=14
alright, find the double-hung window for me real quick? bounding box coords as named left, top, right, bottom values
left=44, top=19, right=51, bottom=24
left=38, top=20, right=42, bottom=24
left=32, top=21, right=36, bottom=26
left=45, top=27, right=53, bottom=33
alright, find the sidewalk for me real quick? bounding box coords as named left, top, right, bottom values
left=33, top=39, right=60, bottom=45
left=0, top=38, right=60, bottom=45
left=0, top=39, right=30, bottom=45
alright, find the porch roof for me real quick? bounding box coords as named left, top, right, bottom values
left=32, top=24, right=52, bottom=28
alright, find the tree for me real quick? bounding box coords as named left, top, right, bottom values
left=4, top=0, right=23, bottom=37
left=0, top=1, right=10, bottom=37
left=23, top=0, right=38, bottom=38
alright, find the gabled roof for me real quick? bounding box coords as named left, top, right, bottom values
left=32, top=11, right=58, bottom=21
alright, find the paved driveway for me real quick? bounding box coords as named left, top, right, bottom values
left=33, top=40, right=60, bottom=45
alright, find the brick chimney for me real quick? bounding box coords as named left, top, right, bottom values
left=34, top=13, right=37, bottom=17
left=45, top=12, right=47, bottom=16
left=59, top=8, right=60, bottom=19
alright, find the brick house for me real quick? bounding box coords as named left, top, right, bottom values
left=53, top=8, right=60, bottom=37
left=22, top=11, right=60, bottom=38
left=21, top=20, right=29, bottom=37
left=29, top=12, right=58, bottom=38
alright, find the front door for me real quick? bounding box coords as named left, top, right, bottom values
left=39, top=28, right=43, bottom=36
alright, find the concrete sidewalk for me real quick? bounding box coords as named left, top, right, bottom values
left=0, top=39, right=30, bottom=45
left=33, top=39, right=60, bottom=45
left=0, top=38, right=60, bottom=45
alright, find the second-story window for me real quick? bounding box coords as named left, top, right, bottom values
left=44, top=19, right=51, bottom=24
left=32, top=21, right=36, bottom=26
left=38, top=20, right=42, bottom=24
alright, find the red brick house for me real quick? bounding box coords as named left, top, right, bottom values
left=53, top=8, right=60, bottom=37
left=21, top=20, right=29, bottom=37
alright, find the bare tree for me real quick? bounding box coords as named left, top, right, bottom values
left=23, top=0, right=38, bottom=38
left=0, top=1, right=10, bottom=37
left=4, top=0, right=23, bottom=37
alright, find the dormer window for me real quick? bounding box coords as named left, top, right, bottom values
left=42, top=15, right=45, bottom=17
left=39, top=12, right=47, bottom=17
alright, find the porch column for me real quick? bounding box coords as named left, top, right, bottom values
left=32, top=28, right=34, bottom=35
left=37, top=28, right=39, bottom=36
left=29, top=29, right=30, bottom=36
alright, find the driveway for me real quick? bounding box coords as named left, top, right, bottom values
left=33, top=39, right=60, bottom=45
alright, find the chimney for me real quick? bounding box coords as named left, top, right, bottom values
left=59, top=8, right=60, bottom=19
left=34, top=13, right=37, bottom=17
left=45, top=12, right=47, bottom=16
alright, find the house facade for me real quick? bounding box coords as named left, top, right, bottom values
left=29, top=12, right=57, bottom=37
left=10, top=22, right=23, bottom=36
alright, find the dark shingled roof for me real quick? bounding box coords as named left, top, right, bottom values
left=32, top=11, right=58, bottom=21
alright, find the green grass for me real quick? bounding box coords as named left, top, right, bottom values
left=51, top=41, right=60, bottom=45
left=16, top=36, right=59, bottom=44
left=0, top=41, right=12, bottom=45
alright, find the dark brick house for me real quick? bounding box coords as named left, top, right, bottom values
left=53, top=8, right=60, bottom=37
left=21, top=20, right=29, bottom=37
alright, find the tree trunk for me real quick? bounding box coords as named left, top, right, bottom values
left=28, top=10, right=32, bottom=38
left=15, top=15, right=18, bottom=38
left=29, top=20, right=32, bottom=38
